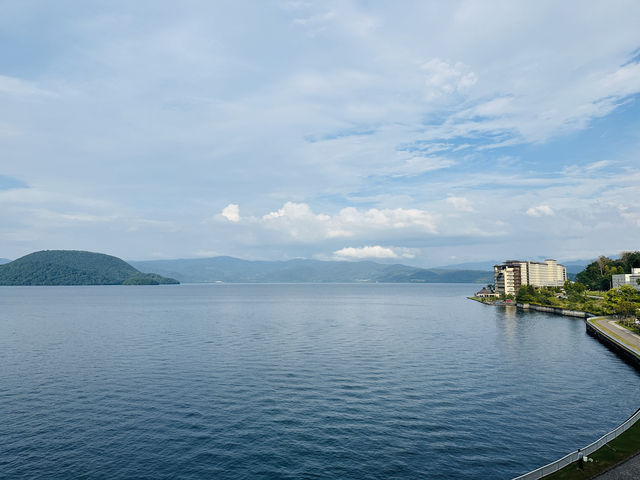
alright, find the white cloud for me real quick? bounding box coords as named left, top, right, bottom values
left=0, top=74, right=56, bottom=98
left=333, top=245, right=415, bottom=260
left=248, top=202, right=440, bottom=242
left=421, top=58, right=477, bottom=100
left=394, top=156, right=457, bottom=176
left=446, top=196, right=474, bottom=212
left=1, top=2, right=640, bottom=262
left=584, top=160, right=613, bottom=172
left=526, top=205, right=555, bottom=217
left=335, top=206, right=438, bottom=233
left=260, top=202, right=331, bottom=240
left=221, top=203, right=240, bottom=222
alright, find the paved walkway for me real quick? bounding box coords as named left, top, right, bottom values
left=593, top=453, right=640, bottom=479
left=591, top=317, right=640, bottom=354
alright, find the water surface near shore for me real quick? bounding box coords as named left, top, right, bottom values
left=1, top=283, right=638, bottom=479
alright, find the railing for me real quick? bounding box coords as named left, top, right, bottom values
left=512, top=407, right=640, bottom=479
left=513, top=317, right=640, bottom=478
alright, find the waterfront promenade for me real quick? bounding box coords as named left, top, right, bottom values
left=590, top=318, right=640, bottom=357
left=585, top=317, right=640, bottom=480
left=528, top=317, right=640, bottom=480
left=594, top=453, right=640, bottom=479
left=470, top=298, right=640, bottom=479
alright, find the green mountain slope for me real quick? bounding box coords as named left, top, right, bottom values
left=0, top=250, right=179, bottom=286
left=131, top=256, right=492, bottom=284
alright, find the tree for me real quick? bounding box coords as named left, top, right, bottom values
left=564, top=280, right=586, bottom=303
left=597, top=256, right=610, bottom=276
left=516, top=285, right=537, bottom=303
left=576, top=256, right=619, bottom=291
left=604, top=285, right=640, bottom=319
left=620, top=251, right=640, bottom=273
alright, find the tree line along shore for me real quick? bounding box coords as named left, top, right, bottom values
left=474, top=252, right=640, bottom=332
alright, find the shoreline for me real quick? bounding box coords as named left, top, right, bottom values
left=471, top=297, right=640, bottom=478
left=468, top=296, right=595, bottom=319
left=586, top=317, right=640, bottom=369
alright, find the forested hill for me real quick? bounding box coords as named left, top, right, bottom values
left=131, top=256, right=492, bottom=284
left=575, top=251, right=640, bottom=290
left=0, top=250, right=179, bottom=286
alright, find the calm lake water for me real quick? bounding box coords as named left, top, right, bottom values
left=1, top=283, right=639, bottom=479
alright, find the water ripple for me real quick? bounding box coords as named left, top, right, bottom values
left=1, top=284, right=639, bottom=479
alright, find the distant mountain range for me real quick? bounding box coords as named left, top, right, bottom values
left=130, top=256, right=493, bottom=284
left=0, top=252, right=594, bottom=286
left=0, top=250, right=179, bottom=286
left=436, top=259, right=592, bottom=276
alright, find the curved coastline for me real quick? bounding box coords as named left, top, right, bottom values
left=471, top=297, right=640, bottom=478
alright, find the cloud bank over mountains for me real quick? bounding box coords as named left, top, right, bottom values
left=1, top=1, right=639, bottom=265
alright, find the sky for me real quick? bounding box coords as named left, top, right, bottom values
left=1, top=0, right=640, bottom=266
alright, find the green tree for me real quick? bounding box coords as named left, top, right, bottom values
left=516, top=285, right=536, bottom=303
left=576, top=256, right=620, bottom=291
left=604, top=285, right=640, bottom=319
left=620, top=251, right=640, bottom=272
left=564, top=280, right=586, bottom=305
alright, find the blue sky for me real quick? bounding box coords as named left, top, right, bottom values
left=1, top=0, right=640, bottom=266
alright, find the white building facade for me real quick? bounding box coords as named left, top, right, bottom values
left=494, top=259, right=567, bottom=296
left=612, top=268, right=640, bottom=291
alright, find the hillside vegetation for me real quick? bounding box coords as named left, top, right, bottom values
left=576, top=251, right=640, bottom=290
left=0, top=250, right=179, bottom=286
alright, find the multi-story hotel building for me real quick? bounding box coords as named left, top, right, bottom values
left=494, top=259, right=567, bottom=295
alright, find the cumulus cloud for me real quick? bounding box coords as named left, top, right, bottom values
left=221, top=203, right=240, bottom=222
left=258, top=202, right=438, bottom=241
left=2, top=2, right=640, bottom=261
left=337, top=206, right=438, bottom=232
left=261, top=202, right=331, bottom=240
left=333, top=245, right=415, bottom=260
left=526, top=205, right=555, bottom=217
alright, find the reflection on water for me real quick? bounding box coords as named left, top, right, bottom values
left=504, top=304, right=518, bottom=320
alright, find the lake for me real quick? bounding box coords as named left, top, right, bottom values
left=1, top=283, right=638, bottom=479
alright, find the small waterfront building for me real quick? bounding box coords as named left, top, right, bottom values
left=612, top=268, right=640, bottom=291
left=475, top=287, right=498, bottom=298
left=494, top=259, right=567, bottom=295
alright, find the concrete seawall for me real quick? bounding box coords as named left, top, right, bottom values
left=585, top=318, right=640, bottom=369
left=516, top=303, right=593, bottom=318
left=470, top=297, right=595, bottom=319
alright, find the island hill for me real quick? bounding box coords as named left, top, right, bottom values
left=0, top=250, right=179, bottom=286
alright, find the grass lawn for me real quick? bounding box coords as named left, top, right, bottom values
left=588, top=318, right=640, bottom=355
left=617, top=322, right=640, bottom=335
left=542, top=417, right=640, bottom=479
